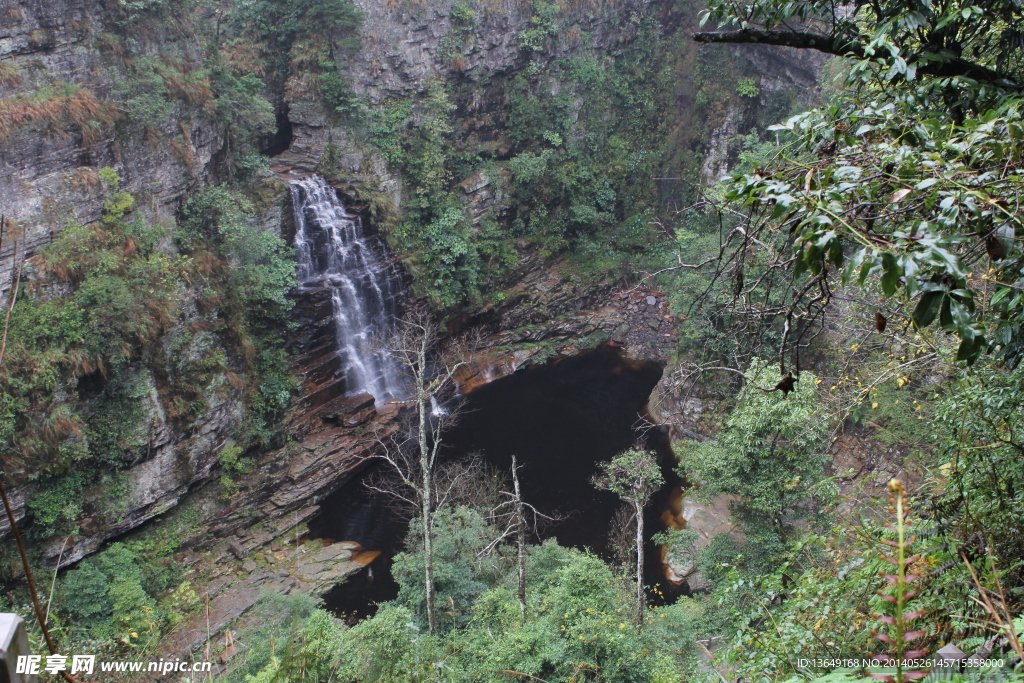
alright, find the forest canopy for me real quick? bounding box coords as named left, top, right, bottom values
left=694, top=0, right=1024, bottom=365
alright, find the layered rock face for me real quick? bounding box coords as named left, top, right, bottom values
left=0, top=0, right=820, bottom=591
left=0, top=0, right=235, bottom=560
left=699, top=44, right=822, bottom=184
left=0, top=0, right=224, bottom=296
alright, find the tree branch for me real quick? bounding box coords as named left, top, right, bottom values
left=692, top=29, right=1018, bottom=87
left=692, top=28, right=866, bottom=57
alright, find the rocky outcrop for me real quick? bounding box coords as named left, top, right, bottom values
left=700, top=43, right=824, bottom=184
left=0, top=0, right=224, bottom=299
left=455, top=279, right=680, bottom=393
left=661, top=492, right=740, bottom=593
left=163, top=539, right=371, bottom=665
left=0, top=348, right=246, bottom=569
left=284, top=0, right=661, bottom=164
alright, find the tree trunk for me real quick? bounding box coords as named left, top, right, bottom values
left=513, top=456, right=527, bottom=623
left=422, top=479, right=436, bottom=634
left=417, top=339, right=437, bottom=635
left=420, top=444, right=437, bottom=633
left=634, top=498, right=645, bottom=625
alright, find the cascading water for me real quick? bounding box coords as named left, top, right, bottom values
left=291, top=175, right=406, bottom=405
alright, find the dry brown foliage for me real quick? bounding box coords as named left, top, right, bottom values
left=66, top=167, right=104, bottom=195
left=162, top=58, right=215, bottom=114
left=223, top=38, right=266, bottom=77
left=0, top=83, right=116, bottom=146
left=171, top=133, right=197, bottom=169
left=0, top=62, right=23, bottom=88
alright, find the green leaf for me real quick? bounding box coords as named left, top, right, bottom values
left=793, top=255, right=809, bottom=280
left=912, top=291, right=943, bottom=328
left=949, top=299, right=969, bottom=328
left=828, top=236, right=844, bottom=267
left=940, top=295, right=953, bottom=328
left=880, top=253, right=901, bottom=296
left=858, top=254, right=875, bottom=285
left=844, top=248, right=867, bottom=284
left=957, top=335, right=984, bottom=363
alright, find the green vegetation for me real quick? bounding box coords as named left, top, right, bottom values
left=237, top=0, right=361, bottom=120
left=224, top=591, right=342, bottom=683
left=95, top=0, right=356, bottom=173
left=0, top=501, right=203, bottom=656
left=230, top=524, right=707, bottom=682
left=594, top=449, right=663, bottom=624
left=0, top=171, right=294, bottom=537
left=676, top=359, right=830, bottom=562
left=339, top=4, right=691, bottom=310
left=381, top=82, right=515, bottom=308
left=4, top=0, right=1024, bottom=681
left=55, top=515, right=202, bottom=648
left=705, top=0, right=1024, bottom=364
left=645, top=0, right=1024, bottom=677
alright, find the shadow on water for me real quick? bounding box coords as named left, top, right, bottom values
left=306, top=474, right=406, bottom=625
left=444, top=345, right=664, bottom=550
left=308, top=344, right=685, bottom=621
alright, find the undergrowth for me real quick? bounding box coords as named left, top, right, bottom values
left=0, top=171, right=294, bottom=541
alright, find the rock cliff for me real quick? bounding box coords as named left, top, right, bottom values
left=0, top=0, right=820, bottom=594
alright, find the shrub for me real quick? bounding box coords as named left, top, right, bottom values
left=674, top=358, right=832, bottom=566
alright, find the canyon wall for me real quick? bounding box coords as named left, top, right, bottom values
left=0, top=0, right=820, bottom=576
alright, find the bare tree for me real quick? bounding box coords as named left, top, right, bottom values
left=511, top=458, right=527, bottom=623
left=593, top=449, right=663, bottom=625
left=478, top=456, right=562, bottom=623
left=365, top=309, right=475, bottom=634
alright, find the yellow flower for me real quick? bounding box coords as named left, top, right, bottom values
left=871, top=402, right=879, bottom=409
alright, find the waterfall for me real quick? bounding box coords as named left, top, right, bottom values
left=291, top=175, right=405, bottom=406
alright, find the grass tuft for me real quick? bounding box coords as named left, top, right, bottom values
left=0, top=82, right=116, bottom=146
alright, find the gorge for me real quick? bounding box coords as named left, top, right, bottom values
left=4, top=0, right=1011, bottom=680
left=290, top=172, right=682, bottom=618
left=0, top=0, right=815, bottom=661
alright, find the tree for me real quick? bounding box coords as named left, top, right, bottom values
left=367, top=309, right=474, bottom=634
left=674, top=359, right=829, bottom=564
left=593, top=449, right=663, bottom=625
left=479, top=455, right=562, bottom=623
left=511, top=457, right=528, bottom=622
left=690, top=0, right=1024, bottom=366
left=933, top=360, right=1024, bottom=565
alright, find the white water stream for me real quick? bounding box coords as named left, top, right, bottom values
left=290, top=175, right=405, bottom=405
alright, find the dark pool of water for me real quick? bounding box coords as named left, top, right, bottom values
left=307, top=477, right=405, bottom=624
left=309, top=345, right=684, bottom=620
